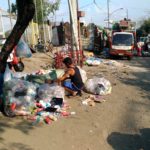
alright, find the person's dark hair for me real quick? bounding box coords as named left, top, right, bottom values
left=63, top=57, right=73, bottom=66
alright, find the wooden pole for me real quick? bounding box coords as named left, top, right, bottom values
left=77, top=0, right=83, bottom=66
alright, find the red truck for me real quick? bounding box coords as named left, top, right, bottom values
left=110, top=19, right=136, bottom=60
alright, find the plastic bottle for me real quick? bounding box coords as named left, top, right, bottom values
left=44, top=116, right=52, bottom=124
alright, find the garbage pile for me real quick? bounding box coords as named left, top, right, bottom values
left=82, top=77, right=112, bottom=106
left=85, top=57, right=103, bottom=66
left=2, top=68, right=75, bottom=125
left=2, top=63, right=113, bottom=123
left=84, top=55, right=126, bottom=68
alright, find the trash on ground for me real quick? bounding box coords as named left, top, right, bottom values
left=85, top=57, right=103, bottom=66
left=2, top=69, right=76, bottom=125
left=104, top=60, right=124, bottom=68
left=82, top=95, right=106, bottom=106
left=85, top=77, right=112, bottom=95
left=77, top=66, right=87, bottom=83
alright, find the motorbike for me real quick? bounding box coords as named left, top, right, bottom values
left=142, top=41, right=150, bottom=57
left=0, top=38, right=25, bottom=72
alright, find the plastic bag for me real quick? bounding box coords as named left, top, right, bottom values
left=55, top=69, right=64, bottom=78
left=3, top=79, right=38, bottom=116
left=4, top=65, right=13, bottom=82
left=16, top=38, right=32, bottom=58
left=85, top=77, right=112, bottom=95
left=49, top=70, right=57, bottom=80
left=77, top=66, right=87, bottom=83
left=4, top=79, right=37, bottom=103
left=86, top=57, right=103, bottom=66
left=38, top=84, right=64, bottom=102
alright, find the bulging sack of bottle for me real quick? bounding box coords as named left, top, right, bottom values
left=3, top=79, right=18, bottom=91
left=4, top=79, right=37, bottom=107
left=11, top=80, right=37, bottom=98
left=85, top=77, right=112, bottom=95
left=77, top=66, right=87, bottom=83
left=52, top=85, right=64, bottom=99
left=37, top=84, right=64, bottom=102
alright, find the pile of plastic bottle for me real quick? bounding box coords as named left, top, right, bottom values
left=3, top=77, right=75, bottom=125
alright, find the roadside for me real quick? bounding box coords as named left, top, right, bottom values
left=0, top=55, right=150, bottom=150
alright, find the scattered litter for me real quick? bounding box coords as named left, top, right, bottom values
left=104, top=60, right=124, bottom=68
left=82, top=95, right=106, bottom=106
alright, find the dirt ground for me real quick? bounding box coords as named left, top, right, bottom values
left=0, top=52, right=150, bottom=150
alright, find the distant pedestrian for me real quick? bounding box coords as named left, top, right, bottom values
left=137, top=42, right=142, bottom=56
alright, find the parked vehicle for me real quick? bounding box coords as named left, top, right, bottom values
left=110, top=32, right=135, bottom=59
left=142, top=35, right=150, bottom=56
left=139, top=37, right=147, bottom=46
left=110, top=19, right=136, bottom=60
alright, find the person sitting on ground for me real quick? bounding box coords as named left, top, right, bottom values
left=57, top=57, right=84, bottom=96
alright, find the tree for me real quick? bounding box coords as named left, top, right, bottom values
left=11, top=3, right=17, bottom=14
left=137, top=18, right=150, bottom=37
left=0, top=0, right=35, bottom=112
left=112, top=23, right=121, bottom=31
left=33, top=0, right=60, bottom=24
left=0, top=0, right=35, bottom=77
left=141, top=18, right=150, bottom=34
left=7, top=3, right=17, bottom=14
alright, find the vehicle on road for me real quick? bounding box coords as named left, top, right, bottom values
left=110, top=19, right=136, bottom=60
left=142, top=35, right=150, bottom=56
left=139, top=37, right=147, bottom=46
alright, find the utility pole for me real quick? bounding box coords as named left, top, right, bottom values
left=126, top=9, right=128, bottom=20
left=107, top=0, right=110, bottom=29
left=0, top=9, right=4, bottom=37
left=8, top=0, right=13, bottom=29
left=40, top=0, right=46, bottom=45
left=76, top=0, right=83, bottom=66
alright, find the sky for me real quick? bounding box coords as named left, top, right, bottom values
left=0, top=0, right=150, bottom=27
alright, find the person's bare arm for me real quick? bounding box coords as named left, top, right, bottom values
left=57, top=68, right=75, bottom=83
left=45, top=68, right=75, bottom=85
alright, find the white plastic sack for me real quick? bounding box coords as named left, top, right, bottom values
left=77, top=66, right=87, bottom=83
left=55, top=69, right=64, bottom=78
left=86, top=57, right=102, bottom=66
left=85, top=77, right=112, bottom=95
left=4, top=65, right=13, bottom=82
left=16, top=38, right=32, bottom=58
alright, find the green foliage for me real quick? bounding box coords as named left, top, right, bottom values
left=11, top=3, right=17, bottom=14
left=112, top=23, right=120, bottom=31
left=7, top=3, right=17, bottom=14
left=33, top=0, right=60, bottom=24
left=138, top=18, right=150, bottom=37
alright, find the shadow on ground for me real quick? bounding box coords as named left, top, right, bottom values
left=0, top=142, right=33, bottom=150
left=0, top=117, right=35, bottom=134
left=119, top=57, right=150, bottom=99
left=0, top=115, right=35, bottom=143
left=107, top=128, right=150, bottom=150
